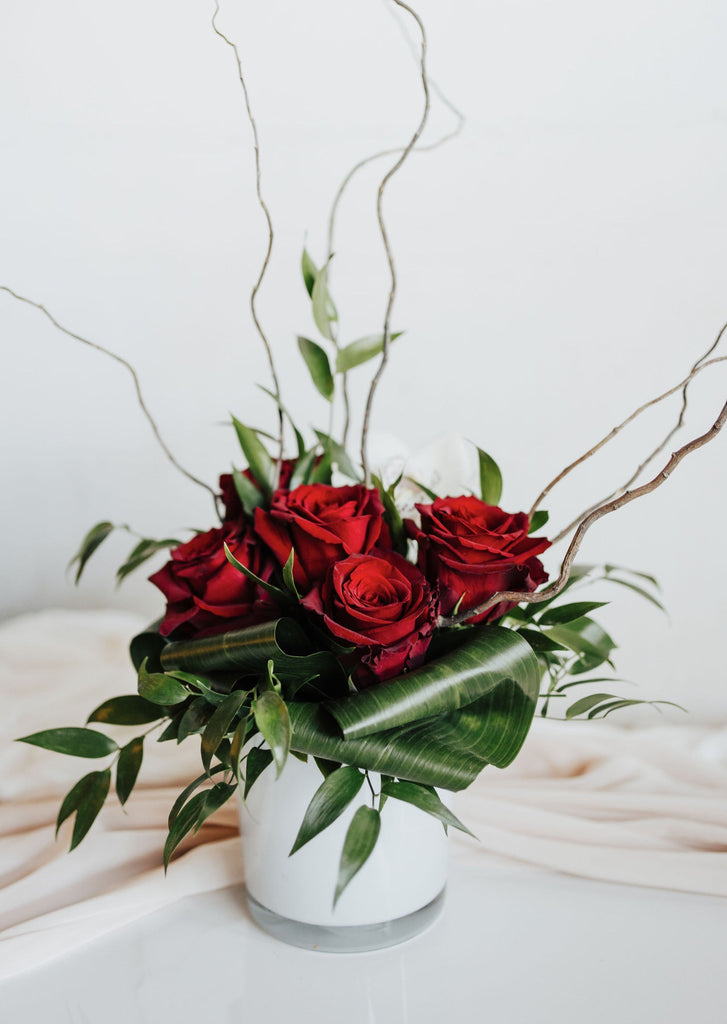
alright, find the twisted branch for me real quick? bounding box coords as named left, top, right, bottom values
left=529, top=325, right=727, bottom=522
left=360, top=0, right=431, bottom=484
left=211, top=1, right=284, bottom=474
left=1, top=285, right=218, bottom=505
left=439, top=394, right=727, bottom=627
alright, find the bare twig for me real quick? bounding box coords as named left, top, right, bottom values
left=325, top=5, right=464, bottom=450
left=211, top=1, right=284, bottom=476
left=360, top=0, right=431, bottom=485
left=439, top=395, right=727, bottom=628
left=1, top=285, right=219, bottom=506
left=529, top=333, right=727, bottom=519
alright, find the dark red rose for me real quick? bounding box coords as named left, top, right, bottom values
left=218, top=460, right=298, bottom=521
left=406, top=495, right=550, bottom=624
left=255, top=483, right=390, bottom=591
left=149, top=522, right=279, bottom=639
left=301, top=549, right=437, bottom=686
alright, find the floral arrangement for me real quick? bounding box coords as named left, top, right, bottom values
left=10, top=0, right=726, bottom=908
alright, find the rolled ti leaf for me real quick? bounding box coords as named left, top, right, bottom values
left=326, top=626, right=539, bottom=740
left=158, top=617, right=342, bottom=687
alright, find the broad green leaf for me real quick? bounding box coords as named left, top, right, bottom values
left=231, top=465, right=264, bottom=517
left=297, top=336, right=334, bottom=401
left=201, top=690, right=248, bottom=772
left=287, top=627, right=540, bottom=790
left=380, top=781, right=476, bottom=838
left=309, top=449, right=333, bottom=484
left=129, top=621, right=166, bottom=673
left=334, top=806, right=380, bottom=907
left=335, top=332, right=403, bottom=373
left=116, top=737, right=144, bottom=806
left=545, top=617, right=616, bottom=667
left=223, top=542, right=288, bottom=602
left=194, top=782, right=237, bottom=834
left=231, top=417, right=274, bottom=500
left=529, top=510, right=549, bottom=534
left=18, top=727, right=118, bottom=759
left=87, top=695, right=164, bottom=726
left=165, top=670, right=227, bottom=705
left=372, top=474, right=406, bottom=554
left=301, top=247, right=317, bottom=298
left=476, top=447, right=503, bottom=506
left=116, top=537, right=179, bottom=584
left=538, top=601, right=609, bottom=626
left=244, top=745, right=274, bottom=798
left=253, top=691, right=290, bottom=778
left=311, top=265, right=337, bottom=340
left=314, top=757, right=341, bottom=778
left=137, top=658, right=189, bottom=705
left=289, top=766, right=365, bottom=855
left=313, top=430, right=360, bottom=480
left=56, top=769, right=111, bottom=850
left=68, top=521, right=115, bottom=584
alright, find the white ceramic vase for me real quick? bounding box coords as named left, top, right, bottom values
left=238, top=751, right=451, bottom=952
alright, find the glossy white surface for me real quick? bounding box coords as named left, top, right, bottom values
left=2, top=858, right=724, bottom=1024
left=240, top=754, right=450, bottom=926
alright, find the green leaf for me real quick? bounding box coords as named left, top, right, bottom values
left=222, top=542, right=288, bottom=602
left=545, top=617, right=616, bottom=667
left=309, top=448, right=333, bottom=484
left=538, top=601, right=609, bottom=626
left=56, top=769, right=111, bottom=849
left=476, top=447, right=503, bottom=506
left=137, top=658, right=189, bottom=705
left=253, top=691, right=290, bottom=778
left=380, top=780, right=476, bottom=838
left=116, top=537, right=179, bottom=584
left=164, top=791, right=207, bottom=869
left=68, top=521, right=115, bottom=584
left=129, top=621, right=166, bottom=673
left=87, top=695, right=165, bottom=726
left=289, top=766, right=365, bottom=855
left=565, top=692, right=626, bottom=719
left=311, top=265, right=337, bottom=340
left=287, top=626, right=540, bottom=790
left=176, top=697, right=215, bottom=743
left=18, top=727, right=118, bottom=759
left=231, top=465, right=264, bottom=517
left=603, top=576, right=666, bottom=612
left=167, top=766, right=227, bottom=828
left=231, top=417, right=274, bottom=500
left=335, top=333, right=403, bottom=373
left=116, top=737, right=144, bottom=806
left=313, top=430, right=360, bottom=480
left=604, top=564, right=660, bottom=590
left=289, top=448, right=319, bottom=489
left=314, top=757, right=342, bottom=778
left=159, top=617, right=343, bottom=695
left=194, top=782, right=237, bottom=834
left=257, top=385, right=306, bottom=459
left=282, top=549, right=300, bottom=599
left=301, top=246, right=317, bottom=298
left=297, top=336, right=334, bottom=401
left=244, top=745, right=274, bottom=798
left=201, top=690, right=248, bottom=773
left=372, top=474, right=406, bottom=555
left=529, top=510, right=549, bottom=534
left=334, top=806, right=380, bottom=907
left=517, top=628, right=568, bottom=654
left=406, top=477, right=439, bottom=501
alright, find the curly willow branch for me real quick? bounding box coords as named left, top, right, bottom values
left=439, top=393, right=727, bottom=628
left=1, top=285, right=218, bottom=504
left=529, top=322, right=727, bottom=523
left=360, top=0, right=431, bottom=484
left=211, top=1, right=284, bottom=471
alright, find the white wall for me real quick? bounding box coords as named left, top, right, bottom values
left=1, top=0, right=725, bottom=719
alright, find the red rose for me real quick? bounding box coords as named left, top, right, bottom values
left=149, top=522, right=279, bottom=639
left=255, top=483, right=389, bottom=591
left=218, top=460, right=298, bottom=521
left=406, top=495, right=550, bottom=624
left=301, top=549, right=437, bottom=686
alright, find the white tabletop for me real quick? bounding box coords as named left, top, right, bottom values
left=2, top=857, right=724, bottom=1024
